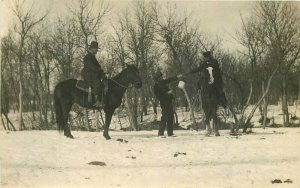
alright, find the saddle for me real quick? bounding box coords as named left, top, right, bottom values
left=76, top=80, right=108, bottom=103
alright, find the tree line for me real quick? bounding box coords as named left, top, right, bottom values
left=1, top=0, right=300, bottom=132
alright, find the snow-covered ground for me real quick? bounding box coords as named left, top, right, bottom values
left=2, top=105, right=300, bottom=131
left=1, top=127, right=300, bottom=188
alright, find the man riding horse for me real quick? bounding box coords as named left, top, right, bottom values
left=189, top=51, right=227, bottom=136
left=81, top=41, right=106, bottom=108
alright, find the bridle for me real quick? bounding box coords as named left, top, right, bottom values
left=108, top=78, right=131, bottom=89
left=108, top=66, right=141, bottom=89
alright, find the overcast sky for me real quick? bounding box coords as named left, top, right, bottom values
left=0, top=0, right=267, bottom=51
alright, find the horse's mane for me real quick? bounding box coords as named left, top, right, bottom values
left=111, top=65, right=137, bottom=80
left=112, top=68, right=127, bottom=80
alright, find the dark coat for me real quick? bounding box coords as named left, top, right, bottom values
left=153, top=77, right=178, bottom=106
left=82, top=52, right=105, bottom=82
left=190, top=58, right=223, bottom=94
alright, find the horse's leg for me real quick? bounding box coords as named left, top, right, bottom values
left=62, top=101, right=74, bottom=139
left=212, top=105, right=220, bottom=136
left=204, top=107, right=212, bottom=136
left=103, top=110, right=113, bottom=140
left=205, top=120, right=212, bottom=136
left=213, top=118, right=220, bottom=136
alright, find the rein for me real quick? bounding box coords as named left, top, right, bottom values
left=108, top=78, right=133, bottom=89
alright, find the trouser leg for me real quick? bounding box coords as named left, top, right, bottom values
left=84, top=73, right=101, bottom=99
left=92, top=80, right=102, bottom=96
left=166, top=106, right=174, bottom=136
left=158, top=114, right=167, bottom=136
left=159, top=104, right=170, bottom=136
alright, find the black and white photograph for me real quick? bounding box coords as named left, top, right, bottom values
left=0, top=0, right=300, bottom=187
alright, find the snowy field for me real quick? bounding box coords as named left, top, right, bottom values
left=1, top=127, right=300, bottom=188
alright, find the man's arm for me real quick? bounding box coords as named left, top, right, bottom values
left=159, top=76, right=179, bottom=84
left=189, top=63, right=205, bottom=74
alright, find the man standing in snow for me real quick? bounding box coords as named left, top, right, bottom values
left=153, top=71, right=182, bottom=137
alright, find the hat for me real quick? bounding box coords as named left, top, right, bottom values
left=89, top=41, right=99, bottom=49
left=154, top=71, right=163, bottom=80
left=202, top=51, right=212, bottom=58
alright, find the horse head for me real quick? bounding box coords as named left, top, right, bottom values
left=124, top=64, right=142, bottom=88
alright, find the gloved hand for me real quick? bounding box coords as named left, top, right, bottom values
left=177, top=74, right=183, bottom=79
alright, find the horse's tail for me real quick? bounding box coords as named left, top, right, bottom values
left=54, top=84, right=64, bottom=132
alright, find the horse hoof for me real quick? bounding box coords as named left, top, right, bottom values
left=64, top=132, right=74, bottom=139
left=215, top=132, right=220, bottom=136
left=103, top=133, right=111, bottom=140
left=66, top=134, right=74, bottom=139
left=205, top=130, right=212, bottom=137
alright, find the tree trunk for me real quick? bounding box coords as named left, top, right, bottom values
left=1, top=114, right=7, bottom=130
left=152, top=100, right=158, bottom=121
left=294, top=72, right=300, bottom=117
left=282, top=76, right=289, bottom=126
left=19, top=76, right=24, bottom=130
left=236, top=81, right=253, bottom=132
left=3, top=112, right=16, bottom=131
left=18, top=40, right=25, bottom=131
left=262, top=81, right=268, bottom=129
left=243, top=65, right=279, bottom=132
left=0, top=51, right=2, bottom=123
left=140, top=96, right=148, bottom=122
left=125, top=92, right=138, bottom=131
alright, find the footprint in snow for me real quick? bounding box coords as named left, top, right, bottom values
left=116, top=138, right=128, bottom=143
left=174, top=152, right=187, bottom=157
left=271, top=179, right=293, bottom=184
left=88, top=161, right=106, bottom=166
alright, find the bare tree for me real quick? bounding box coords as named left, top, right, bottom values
left=10, top=0, right=48, bottom=130
left=255, top=2, right=300, bottom=126
left=50, top=17, right=81, bottom=81
left=70, top=0, right=110, bottom=52
left=151, top=2, right=211, bottom=126
left=235, top=1, right=300, bottom=132
left=109, top=0, right=158, bottom=130
left=26, top=27, right=57, bottom=128
left=1, top=35, right=17, bottom=131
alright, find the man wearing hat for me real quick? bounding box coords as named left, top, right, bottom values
left=189, top=51, right=227, bottom=136
left=81, top=41, right=106, bottom=107
left=153, top=71, right=182, bottom=137
left=189, top=51, right=226, bottom=108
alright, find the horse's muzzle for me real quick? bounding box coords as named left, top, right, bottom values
left=134, top=82, right=142, bottom=88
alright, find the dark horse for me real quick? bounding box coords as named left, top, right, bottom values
left=54, top=64, right=142, bottom=140
left=201, top=85, right=221, bottom=136
left=199, top=66, right=225, bottom=137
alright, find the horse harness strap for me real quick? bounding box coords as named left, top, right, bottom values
left=108, top=78, right=132, bottom=89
